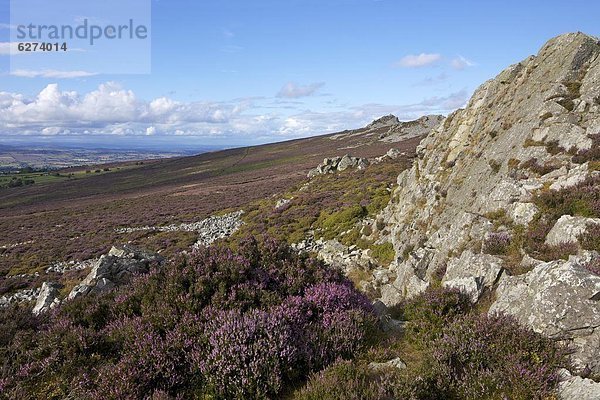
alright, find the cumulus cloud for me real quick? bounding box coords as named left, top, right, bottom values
left=451, top=55, right=475, bottom=70
left=11, top=70, right=98, bottom=78
left=397, top=53, right=441, bottom=68
left=0, top=82, right=469, bottom=142
left=276, top=82, right=325, bottom=98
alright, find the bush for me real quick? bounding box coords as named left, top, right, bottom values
left=431, top=313, right=567, bottom=399
left=316, top=205, right=367, bottom=240
left=294, top=360, right=397, bottom=400
left=394, top=287, right=471, bottom=347
left=579, top=223, right=600, bottom=252
left=0, top=238, right=376, bottom=399
left=583, top=256, right=600, bottom=276
left=369, top=242, right=395, bottom=266
left=483, top=231, right=511, bottom=255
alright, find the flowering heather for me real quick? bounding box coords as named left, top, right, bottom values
left=0, top=238, right=374, bottom=399
left=432, top=313, right=567, bottom=399
left=396, top=286, right=472, bottom=346
left=483, top=231, right=512, bottom=255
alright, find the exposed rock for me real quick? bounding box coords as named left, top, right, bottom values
left=545, top=215, right=600, bottom=246
left=32, top=282, right=61, bottom=315
left=489, top=256, right=600, bottom=373
left=549, top=162, right=592, bottom=190
left=558, top=369, right=600, bottom=400
left=368, top=357, right=407, bottom=372
left=307, top=155, right=370, bottom=178
left=68, top=245, right=163, bottom=300
left=275, top=198, right=292, bottom=210
left=367, top=114, right=400, bottom=129
left=115, top=210, right=244, bottom=249
left=45, top=258, right=97, bottom=274
left=0, top=287, right=41, bottom=308
left=507, top=202, right=539, bottom=226
left=442, top=251, right=504, bottom=302
left=376, top=33, right=600, bottom=305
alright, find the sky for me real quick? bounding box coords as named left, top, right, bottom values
left=0, top=0, right=599, bottom=149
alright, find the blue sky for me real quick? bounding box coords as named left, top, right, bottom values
left=0, top=0, right=599, bottom=148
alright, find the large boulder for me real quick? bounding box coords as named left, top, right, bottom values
left=545, top=215, right=600, bottom=246
left=32, top=282, right=61, bottom=315
left=489, top=255, right=600, bottom=373
left=442, top=250, right=504, bottom=302
left=68, top=245, right=163, bottom=300
left=558, top=369, right=600, bottom=400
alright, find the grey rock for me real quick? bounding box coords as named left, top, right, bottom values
left=557, top=369, right=600, bottom=400
left=68, top=245, right=163, bottom=300
left=32, top=282, right=61, bottom=315
left=489, top=258, right=600, bottom=373
left=507, top=202, right=539, bottom=226
left=545, top=215, right=600, bottom=246
left=442, top=250, right=504, bottom=302
left=368, top=357, right=407, bottom=372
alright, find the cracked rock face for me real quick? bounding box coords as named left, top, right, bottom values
left=489, top=255, right=600, bottom=374
left=32, top=282, right=61, bottom=315
left=442, top=250, right=504, bottom=302
left=377, top=33, right=600, bottom=302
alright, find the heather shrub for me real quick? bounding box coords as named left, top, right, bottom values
left=294, top=360, right=398, bottom=400
left=483, top=231, right=511, bottom=255
left=369, top=242, right=395, bottom=265
left=431, top=313, right=567, bottom=399
left=534, top=176, right=600, bottom=220
left=572, top=134, right=600, bottom=164
left=579, top=222, right=600, bottom=252
left=316, top=205, right=368, bottom=240
left=394, top=286, right=471, bottom=347
left=0, top=238, right=375, bottom=399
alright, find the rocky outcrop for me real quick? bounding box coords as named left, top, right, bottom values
left=489, top=253, right=600, bottom=374
left=116, top=211, right=244, bottom=249
left=558, top=369, right=600, bottom=400
left=378, top=33, right=600, bottom=301
left=68, top=245, right=163, bottom=300
left=366, top=114, right=400, bottom=129
left=192, top=211, right=245, bottom=249
left=0, top=287, right=41, bottom=307
left=545, top=215, right=600, bottom=246
left=32, top=282, right=61, bottom=315
left=307, top=155, right=370, bottom=178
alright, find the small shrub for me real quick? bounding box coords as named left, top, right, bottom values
left=316, top=205, right=367, bottom=240
left=488, top=159, right=501, bottom=173
left=583, top=256, right=600, bottom=276
left=294, top=360, right=397, bottom=400
left=431, top=313, right=567, bottom=399
left=579, top=223, right=600, bottom=252
left=369, top=243, right=395, bottom=266
left=395, top=287, right=471, bottom=347
left=483, top=231, right=512, bottom=255
left=520, top=158, right=557, bottom=176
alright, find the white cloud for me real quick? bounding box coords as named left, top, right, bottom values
left=11, top=69, right=98, bottom=79
left=0, top=82, right=469, bottom=142
left=276, top=82, right=325, bottom=98
left=397, top=53, right=441, bottom=68
left=0, top=42, right=19, bottom=55
left=451, top=55, right=475, bottom=70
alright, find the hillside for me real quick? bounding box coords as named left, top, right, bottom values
left=0, top=116, right=437, bottom=279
